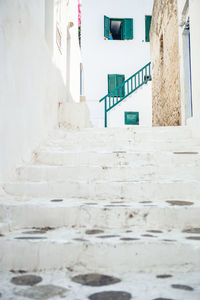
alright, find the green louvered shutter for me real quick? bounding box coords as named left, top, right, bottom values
left=108, top=74, right=125, bottom=97
left=104, top=16, right=110, bottom=39
left=145, top=16, right=152, bottom=42
left=125, top=112, right=139, bottom=125
left=117, top=75, right=125, bottom=97
left=123, top=18, right=133, bottom=40
left=108, top=75, right=117, bottom=96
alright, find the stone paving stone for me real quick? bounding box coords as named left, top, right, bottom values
left=73, top=238, right=88, bottom=242
left=22, top=231, right=46, bottom=235
left=15, top=237, right=47, bottom=240
left=97, top=235, right=120, bottom=239
left=10, top=270, right=27, bottom=274
left=173, top=152, right=198, bottom=155
left=142, top=234, right=156, bottom=238
left=85, top=230, right=104, bottom=235
left=153, top=298, right=175, bottom=300
left=71, top=273, right=121, bottom=286
left=88, top=291, right=132, bottom=300
left=15, top=284, right=68, bottom=299
left=186, top=236, right=200, bottom=241
left=162, top=239, right=176, bottom=242
left=147, top=230, right=163, bottom=234
left=50, top=199, right=63, bottom=202
left=33, top=227, right=54, bottom=232
left=156, top=274, right=173, bottom=279
left=183, top=228, right=200, bottom=234
left=120, top=238, right=140, bottom=241
left=166, top=200, right=194, bottom=206
left=171, top=284, right=194, bottom=291
left=11, top=275, right=42, bottom=286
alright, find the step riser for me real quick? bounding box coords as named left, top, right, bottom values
left=45, top=142, right=200, bottom=152
left=0, top=241, right=199, bottom=273
left=50, top=128, right=192, bottom=140
left=4, top=182, right=200, bottom=200
left=16, top=166, right=200, bottom=182
left=35, top=152, right=200, bottom=167
left=1, top=204, right=200, bottom=231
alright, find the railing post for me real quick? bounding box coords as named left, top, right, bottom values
left=105, top=98, right=107, bottom=128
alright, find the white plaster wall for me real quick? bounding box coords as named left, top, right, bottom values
left=178, top=0, right=200, bottom=136
left=178, top=0, right=190, bottom=125
left=189, top=0, right=200, bottom=120
left=108, top=83, right=152, bottom=128
left=0, top=0, right=69, bottom=184
left=82, top=0, right=153, bottom=127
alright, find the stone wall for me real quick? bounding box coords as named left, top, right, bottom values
left=150, top=0, right=181, bottom=126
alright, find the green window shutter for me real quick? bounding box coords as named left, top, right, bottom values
left=145, top=16, right=152, bottom=42
left=108, top=74, right=125, bottom=97
left=108, top=75, right=117, bottom=96
left=104, top=16, right=110, bottom=39
left=116, top=75, right=125, bottom=97
left=125, top=112, right=139, bottom=125
left=123, top=18, right=133, bottom=40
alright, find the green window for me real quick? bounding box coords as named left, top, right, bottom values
left=104, top=16, right=110, bottom=39
left=125, top=112, right=139, bottom=125
left=122, top=18, right=133, bottom=40
left=108, top=74, right=125, bottom=97
left=104, top=16, right=133, bottom=40
left=145, top=16, right=152, bottom=42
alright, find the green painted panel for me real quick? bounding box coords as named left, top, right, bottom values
left=117, top=75, right=125, bottom=97
left=108, top=74, right=125, bottom=97
left=123, top=18, right=133, bottom=40
left=104, top=16, right=110, bottom=39
left=125, top=112, right=139, bottom=125
left=145, top=16, right=152, bottom=42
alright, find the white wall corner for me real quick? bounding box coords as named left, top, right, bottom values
left=58, top=101, right=92, bottom=128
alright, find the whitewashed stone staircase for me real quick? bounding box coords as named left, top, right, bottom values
left=1, top=126, right=200, bottom=275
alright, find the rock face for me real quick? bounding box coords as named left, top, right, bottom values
left=150, top=0, right=181, bottom=126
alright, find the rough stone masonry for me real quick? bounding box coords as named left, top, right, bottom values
left=150, top=0, right=181, bottom=126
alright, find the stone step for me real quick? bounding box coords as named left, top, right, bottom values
left=35, top=149, right=200, bottom=167
left=3, top=180, right=200, bottom=201
left=49, top=126, right=192, bottom=140
left=16, top=164, right=200, bottom=182
left=43, top=138, right=200, bottom=151
left=0, top=199, right=199, bottom=231
left=1, top=269, right=200, bottom=300
left=1, top=227, right=200, bottom=273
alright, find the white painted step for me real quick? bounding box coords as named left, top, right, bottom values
left=35, top=149, right=200, bottom=167
left=3, top=180, right=200, bottom=200
left=1, top=227, right=200, bottom=273
left=0, top=199, right=199, bottom=231
left=16, top=164, right=200, bottom=182
left=49, top=126, right=192, bottom=140
left=1, top=270, right=200, bottom=300
left=43, top=138, right=200, bottom=151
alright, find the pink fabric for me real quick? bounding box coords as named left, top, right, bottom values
left=78, top=0, right=81, bottom=28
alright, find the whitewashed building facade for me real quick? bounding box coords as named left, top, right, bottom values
left=178, top=0, right=200, bottom=137
left=0, top=0, right=83, bottom=187
left=82, top=0, right=154, bottom=127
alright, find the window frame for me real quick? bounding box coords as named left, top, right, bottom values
left=104, top=16, right=133, bottom=40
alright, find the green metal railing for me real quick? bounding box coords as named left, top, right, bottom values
left=99, top=62, right=151, bottom=127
